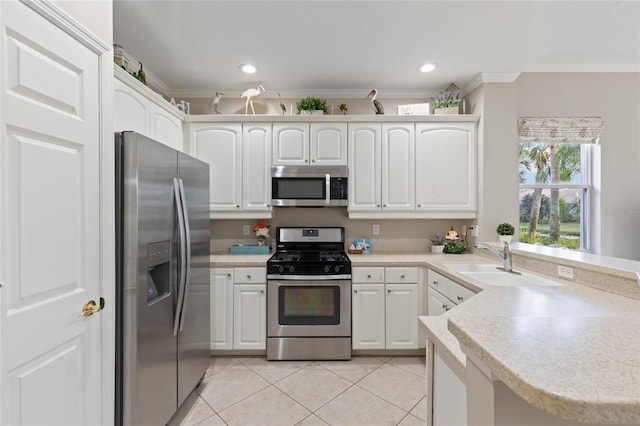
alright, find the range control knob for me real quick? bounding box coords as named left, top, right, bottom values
left=334, top=265, right=341, bottom=273
left=278, top=265, right=285, bottom=274
left=323, top=265, right=331, bottom=273
left=288, top=265, right=295, bottom=273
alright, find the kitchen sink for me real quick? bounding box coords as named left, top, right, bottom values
left=443, top=263, right=503, bottom=272
left=457, top=270, right=564, bottom=287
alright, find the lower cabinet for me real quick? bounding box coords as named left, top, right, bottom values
left=352, top=267, right=422, bottom=350
left=210, top=267, right=266, bottom=350
left=431, top=346, right=467, bottom=426
left=427, top=269, right=476, bottom=315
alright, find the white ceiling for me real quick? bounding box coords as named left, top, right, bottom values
left=113, top=0, right=640, bottom=98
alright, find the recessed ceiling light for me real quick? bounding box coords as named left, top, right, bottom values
left=418, top=63, right=437, bottom=73
left=240, top=64, right=257, bottom=74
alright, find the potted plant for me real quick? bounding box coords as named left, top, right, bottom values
left=296, top=97, right=328, bottom=115
left=430, top=233, right=446, bottom=254
left=432, top=91, right=462, bottom=114
left=496, top=222, right=515, bottom=243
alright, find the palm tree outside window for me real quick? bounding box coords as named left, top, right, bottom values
left=518, top=117, right=604, bottom=251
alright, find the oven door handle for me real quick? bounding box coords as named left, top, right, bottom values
left=267, top=274, right=352, bottom=281
left=325, top=173, right=330, bottom=205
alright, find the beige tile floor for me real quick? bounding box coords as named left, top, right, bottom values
left=169, top=356, right=427, bottom=426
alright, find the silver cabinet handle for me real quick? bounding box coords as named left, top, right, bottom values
left=417, top=204, right=422, bottom=207
left=354, top=289, right=358, bottom=293
left=367, top=274, right=372, bottom=278
left=457, top=296, right=464, bottom=301
left=401, top=274, right=405, bottom=279
left=247, top=275, right=251, bottom=279
left=443, top=304, right=450, bottom=311
left=433, top=280, right=438, bottom=287
left=227, top=273, right=232, bottom=278
left=387, top=289, right=391, bottom=293
left=260, top=289, right=264, bottom=294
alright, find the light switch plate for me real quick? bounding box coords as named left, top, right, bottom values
left=470, top=225, right=479, bottom=237
left=372, top=224, right=380, bottom=235
left=557, top=265, right=574, bottom=279
left=243, top=225, right=250, bottom=235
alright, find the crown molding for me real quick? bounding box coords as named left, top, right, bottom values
left=462, top=72, right=522, bottom=94
left=524, top=64, right=640, bottom=73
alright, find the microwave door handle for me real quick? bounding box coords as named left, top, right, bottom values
left=325, top=174, right=330, bottom=205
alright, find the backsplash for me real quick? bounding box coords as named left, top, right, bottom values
left=210, top=208, right=472, bottom=254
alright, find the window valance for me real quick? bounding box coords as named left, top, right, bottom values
left=518, top=117, right=605, bottom=143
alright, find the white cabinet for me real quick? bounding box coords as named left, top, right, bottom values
left=415, top=122, right=477, bottom=214
left=348, top=123, right=415, bottom=215
left=273, top=123, right=347, bottom=166
left=211, top=269, right=233, bottom=350
left=233, top=267, right=266, bottom=350
left=352, top=267, right=421, bottom=350
left=427, top=269, right=477, bottom=315
left=189, top=123, right=272, bottom=218
left=114, top=68, right=184, bottom=150
left=432, top=346, right=467, bottom=426
left=211, top=267, right=267, bottom=351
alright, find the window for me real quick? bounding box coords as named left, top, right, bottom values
left=519, top=142, right=591, bottom=250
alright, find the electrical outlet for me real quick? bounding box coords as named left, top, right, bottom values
left=243, top=225, right=250, bottom=236
left=470, top=225, right=479, bottom=237
left=372, top=224, right=380, bottom=235
left=557, top=265, right=574, bottom=279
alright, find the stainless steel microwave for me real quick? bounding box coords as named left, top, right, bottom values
left=271, top=165, right=348, bottom=207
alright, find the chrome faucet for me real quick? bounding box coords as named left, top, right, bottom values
left=475, top=242, right=520, bottom=274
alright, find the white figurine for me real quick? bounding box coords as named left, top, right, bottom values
left=209, top=92, right=224, bottom=114
left=241, top=84, right=265, bottom=115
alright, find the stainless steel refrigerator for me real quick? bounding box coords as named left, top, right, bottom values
left=115, top=131, right=210, bottom=426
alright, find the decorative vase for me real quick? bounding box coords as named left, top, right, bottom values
left=434, top=106, right=461, bottom=115
left=257, top=238, right=266, bottom=246
left=498, top=235, right=513, bottom=244
left=431, top=245, right=444, bottom=254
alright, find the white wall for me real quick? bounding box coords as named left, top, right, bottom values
left=474, top=72, right=640, bottom=260
left=52, top=0, right=113, bottom=45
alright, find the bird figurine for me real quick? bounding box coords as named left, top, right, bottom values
left=209, top=92, right=224, bottom=114
left=137, top=61, right=146, bottom=84
left=241, top=84, right=265, bottom=115
left=339, top=103, right=348, bottom=115
left=368, top=89, right=384, bottom=115
left=278, top=92, right=286, bottom=115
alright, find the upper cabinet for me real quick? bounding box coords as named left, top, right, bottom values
left=187, top=122, right=272, bottom=219
left=273, top=123, right=347, bottom=166
left=114, top=66, right=184, bottom=151
left=415, top=122, right=477, bottom=214
left=349, top=120, right=477, bottom=219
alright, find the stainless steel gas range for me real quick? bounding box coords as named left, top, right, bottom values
left=266, top=227, right=352, bottom=360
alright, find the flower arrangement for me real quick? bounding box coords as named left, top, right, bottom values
left=432, top=91, right=461, bottom=109
left=253, top=220, right=270, bottom=246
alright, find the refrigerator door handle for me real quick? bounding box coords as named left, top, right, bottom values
left=177, top=178, right=191, bottom=332
left=173, top=178, right=187, bottom=337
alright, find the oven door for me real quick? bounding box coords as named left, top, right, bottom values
left=267, top=279, right=351, bottom=337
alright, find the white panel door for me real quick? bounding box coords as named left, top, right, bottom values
left=351, top=284, right=385, bottom=349
left=385, top=284, right=419, bottom=349
left=415, top=123, right=476, bottom=212
left=233, top=284, right=266, bottom=350
left=191, top=124, right=243, bottom=212
left=243, top=124, right=272, bottom=211
left=1, top=2, right=105, bottom=424
left=273, top=123, right=309, bottom=165
left=382, top=124, right=415, bottom=211
left=211, top=269, right=233, bottom=350
left=428, top=288, right=451, bottom=316
left=311, top=123, right=347, bottom=165
left=348, top=124, right=381, bottom=212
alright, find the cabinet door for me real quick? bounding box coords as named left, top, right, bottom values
left=385, top=284, right=419, bottom=349
left=243, top=124, right=272, bottom=211
left=311, top=123, right=347, bottom=165
left=415, top=123, right=476, bottom=212
left=352, top=284, right=385, bottom=349
left=191, top=124, right=242, bottom=212
left=233, top=284, right=266, bottom=349
left=273, top=123, right=309, bottom=165
left=148, top=101, right=183, bottom=151
left=211, top=269, right=233, bottom=350
left=114, top=78, right=148, bottom=134
left=348, top=123, right=382, bottom=211
left=428, top=288, right=452, bottom=316
left=382, top=124, right=414, bottom=211
left=433, top=348, right=467, bottom=426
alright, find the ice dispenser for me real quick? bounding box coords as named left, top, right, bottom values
left=146, top=241, right=171, bottom=304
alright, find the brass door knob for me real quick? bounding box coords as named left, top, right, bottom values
left=80, top=298, right=104, bottom=317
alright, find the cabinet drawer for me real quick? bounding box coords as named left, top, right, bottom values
left=352, top=267, right=385, bottom=283
left=234, top=267, right=266, bottom=284
left=428, top=270, right=450, bottom=293
left=385, top=267, right=418, bottom=283
left=447, top=281, right=476, bottom=304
